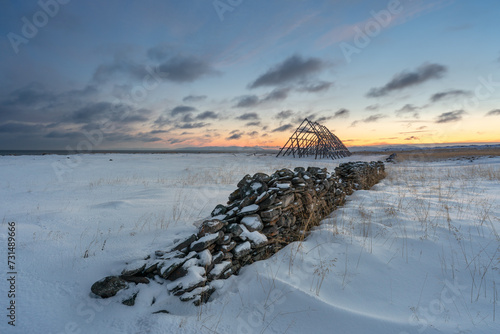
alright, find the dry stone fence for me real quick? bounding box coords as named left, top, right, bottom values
left=91, top=161, right=386, bottom=306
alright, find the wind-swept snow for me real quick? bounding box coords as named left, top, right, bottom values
left=0, top=153, right=498, bottom=334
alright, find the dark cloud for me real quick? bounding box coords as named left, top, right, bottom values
left=261, top=87, right=290, bottom=103
left=196, top=111, right=219, bottom=120
left=272, top=124, right=294, bottom=132
left=175, top=122, right=210, bottom=129
left=485, top=109, right=500, bottom=116
left=68, top=102, right=151, bottom=124
left=246, top=121, right=261, bottom=127
left=234, top=95, right=259, bottom=108
left=181, top=114, right=194, bottom=122
left=236, top=112, right=260, bottom=121
left=45, top=131, right=84, bottom=139
left=404, top=136, right=420, bottom=141
left=120, top=109, right=152, bottom=123
left=3, top=82, right=55, bottom=107
left=150, top=129, right=169, bottom=134
left=171, top=105, right=197, bottom=116
left=158, top=56, right=216, bottom=83
left=365, top=104, right=379, bottom=111
left=94, top=53, right=216, bottom=84
left=226, top=133, right=243, bottom=140
left=0, top=83, right=99, bottom=125
left=235, top=88, right=291, bottom=108
left=250, top=55, right=327, bottom=88
left=333, top=108, right=349, bottom=118
left=274, top=110, right=294, bottom=120
left=396, top=104, right=418, bottom=113
left=435, top=110, right=466, bottom=123
left=291, top=113, right=315, bottom=124
left=93, top=59, right=151, bottom=83
left=101, top=132, right=162, bottom=143
left=168, top=138, right=187, bottom=144
left=147, top=45, right=172, bottom=61
left=367, top=63, right=447, bottom=97
left=183, top=95, right=207, bottom=103
left=316, top=116, right=333, bottom=123
left=133, top=134, right=163, bottom=142
left=395, top=104, right=421, bottom=118
left=0, top=122, right=44, bottom=133
left=364, top=114, right=386, bottom=122
left=248, top=131, right=259, bottom=137
left=351, top=114, right=387, bottom=127
left=154, top=116, right=171, bottom=127
left=430, top=89, right=472, bottom=102
left=296, top=81, right=333, bottom=93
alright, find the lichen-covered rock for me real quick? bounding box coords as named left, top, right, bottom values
left=260, top=207, right=281, bottom=222
left=237, top=174, right=252, bottom=189
left=216, top=233, right=232, bottom=245
left=276, top=168, right=294, bottom=179
left=238, top=204, right=260, bottom=216
left=121, top=275, right=149, bottom=284
left=258, top=193, right=277, bottom=210
left=166, top=265, right=207, bottom=295
left=171, top=234, right=197, bottom=252
left=240, top=214, right=263, bottom=232
left=255, top=190, right=271, bottom=204
left=220, top=241, right=236, bottom=253
left=212, top=251, right=224, bottom=264
left=121, top=260, right=147, bottom=276
left=252, top=172, right=270, bottom=183
left=158, top=252, right=197, bottom=279
left=198, top=219, right=225, bottom=237
left=91, top=276, right=128, bottom=298
left=277, top=193, right=294, bottom=207
left=190, top=231, right=223, bottom=252
left=211, top=204, right=227, bottom=217
left=238, top=194, right=257, bottom=208
left=208, top=261, right=232, bottom=280
left=226, top=223, right=243, bottom=237
left=233, top=241, right=252, bottom=259
left=239, top=225, right=268, bottom=248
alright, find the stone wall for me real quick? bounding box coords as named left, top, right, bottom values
left=91, top=161, right=386, bottom=306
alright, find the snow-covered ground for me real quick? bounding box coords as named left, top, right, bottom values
left=0, top=153, right=499, bottom=334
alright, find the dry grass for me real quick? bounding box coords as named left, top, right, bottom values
left=354, top=147, right=500, bottom=162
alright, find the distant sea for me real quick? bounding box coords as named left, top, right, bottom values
left=0, top=148, right=278, bottom=156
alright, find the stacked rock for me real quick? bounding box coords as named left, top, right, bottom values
left=335, top=161, right=386, bottom=192
left=91, top=161, right=385, bottom=306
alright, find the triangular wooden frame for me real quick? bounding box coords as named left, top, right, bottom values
left=276, top=118, right=351, bottom=159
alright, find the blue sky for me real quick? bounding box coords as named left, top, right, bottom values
left=1, top=0, right=499, bottom=150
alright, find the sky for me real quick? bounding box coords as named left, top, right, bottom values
left=1, top=0, right=500, bottom=151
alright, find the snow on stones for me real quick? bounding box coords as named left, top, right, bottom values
left=91, top=161, right=386, bottom=306
left=239, top=225, right=267, bottom=247
left=233, top=241, right=252, bottom=259
left=208, top=261, right=232, bottom=280
left=166, top=265, right=206, bottom=295
left=190, top=231, right=223, bottom=252
left=240, top=214, right=263, bottom=231
left=197, top=219, right=225, bottom=236
left=238, top=204, right=259, bottom=216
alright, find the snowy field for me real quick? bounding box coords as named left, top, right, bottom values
left=0, top=153, right=499, bottom=334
